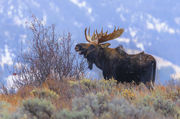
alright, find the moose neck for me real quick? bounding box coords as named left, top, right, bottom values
left=93, top=48, right=109, bottom=70
left=92, top=47, right=128, bottom=70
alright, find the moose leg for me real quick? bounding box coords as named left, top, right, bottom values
left=103, top=71, right=108, bottom=80
left=146, top=64, right=156, bottom=90
left=145, top=82, right=154, bottom=90
left=103, top=71, right=112, bottom=80
left=140, top=68, right=154, bottom=90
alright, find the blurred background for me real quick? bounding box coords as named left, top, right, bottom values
left=0, top=0, right=180, bottom=88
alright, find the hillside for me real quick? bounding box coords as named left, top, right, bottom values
left=0, top=78, right=180, bottom=119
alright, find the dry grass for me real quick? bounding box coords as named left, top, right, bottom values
left=0, top=78, right=180, bottom=119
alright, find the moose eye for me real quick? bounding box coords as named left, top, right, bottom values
left=89, top=44, right=95, bottom=49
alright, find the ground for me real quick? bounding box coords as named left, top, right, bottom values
left=0, top=78, right=180, bottom=119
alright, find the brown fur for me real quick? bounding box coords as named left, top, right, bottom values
left=75, top=43, right=156, bottom=89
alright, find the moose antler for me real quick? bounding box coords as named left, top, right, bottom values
left=85, top=27, right=124, bottom=44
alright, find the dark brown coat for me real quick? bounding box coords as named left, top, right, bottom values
left=75, top=43, right=156, bottom=88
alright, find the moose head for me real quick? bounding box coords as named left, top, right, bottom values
left=75, top=27, right=124, bottom=69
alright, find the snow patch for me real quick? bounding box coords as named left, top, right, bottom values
left=42, top=15, right=47, bottom=25
left=155, top=56, right=180, bottom=73
left=116, top=38, right=130, bottom=43
left=49, top=2, right=60, bottom=13
left=70, top=0, right=86, bottom=8
left=13, top=15, right=27, bottom=28
left=129, top=28, right=137, bottom=37
left=70, top=0, right=92, bottom=14
left=146, top=21, right=154, bottom=29
left=107, top=24, right=113, bottom=29
left=74, top=21, right=83, bottom=27
left=171, top=73, right=180, bottom=80
left=4, top=31, right=10, bottom=37
left=132, top=38, right=144, bottom=51
left=136, top=43, right=144, bottom=50
left=146, top=14, right=176, bottom=34
left=0, top=45, right=14, bottom=69
left=0, top=6, right=3, bottom=14
left=20, top=34, right=27, bottom=44
left=119, top=14, right=126, bottom=21
left=174, top=17, right=180, bottom=25
left=155, top=56, right=180, bottom=80
left=69, top=0, right=94, bottom=22
left=6, top=75, right=14, bottom=89
left=116, top=5, right=129, bottom=13
left=116, top=5, right=128, bottom=21
left=30, top=0, right=40, bottom=8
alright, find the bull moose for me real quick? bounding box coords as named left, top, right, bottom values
left=75, top=27, right=156, bottom=89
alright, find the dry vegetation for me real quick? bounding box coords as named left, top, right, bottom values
left=12, top=16, right=86, bottom=88
left=0, top=17, right=180, bottom=119
left=0, top=78, right=180, bottom=119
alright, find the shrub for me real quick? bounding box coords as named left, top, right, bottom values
left=98, top=79, right=117, bottom=92
left=13, top=16, right=86, bottom=88
left=69, top=79, right=118, bottom=97
left=69, top=79, right=98, bottom=97
left=30, top=88, right=59, bottom=99
left=137, top=95, right=154, bottom=107
left=136, top=95, right=178, bottom=118
left=80, top=79, right=97, bottom=89
left=0, top=94, right=22, bottom=107
left=54, top=109, right=93, bottom=119
left=21, top=98, right=55, bottom=119
left=0, top=101, right=11, bottom=111
left=108, top=98, right=160, bottom=119
left=108, top=98, right=135, bottom=119
left=0, top=101, right=12, bottom=119
left=153, top=97, right=177, bottom=117
left=176, top=99, right=180, bottom=116
left=72, top=92, right=109, bottom=117
left=16, top=85, right=34, bottom=98
left=165, top=87, right=180, bottom=100
left=121, top=89, right=136, bottom=100
left=42, top=79, right=73, bottom=109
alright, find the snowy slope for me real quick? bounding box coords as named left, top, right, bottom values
left=0, top=0, right=180, bottom=86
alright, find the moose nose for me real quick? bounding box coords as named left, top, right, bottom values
left=75, top=44, right=81, bottom=51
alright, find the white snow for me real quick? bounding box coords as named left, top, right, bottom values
left=146, top=14, right=176, bottom=34
left=0, top=45, right=14, bottom=69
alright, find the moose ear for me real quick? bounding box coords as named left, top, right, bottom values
left=118, top=45, right=124, bottom=50
left=100, top=43, right=111, bottom=48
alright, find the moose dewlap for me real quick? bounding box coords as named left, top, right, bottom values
left=75, top=27, right=156, bottom=89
